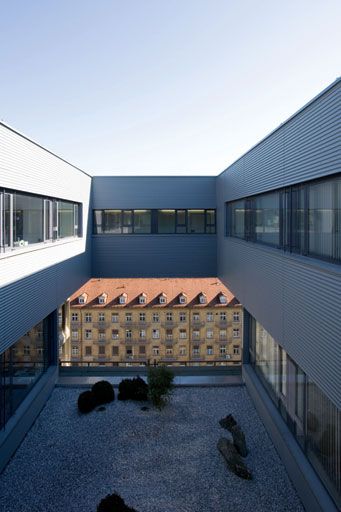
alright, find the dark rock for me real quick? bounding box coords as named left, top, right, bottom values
left=231, top=424, right=248, bottom=457
left=217, top=437, right=252, bottom=480
left=219, top=414, right=237, bottom=431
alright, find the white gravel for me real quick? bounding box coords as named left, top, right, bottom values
left=0, top=387, right=304, bottom=512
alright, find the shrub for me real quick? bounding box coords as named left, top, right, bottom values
left=77, top=390, right=97, bottom=414
left=147, top=366, right=174, bottom=409
left=91, top=380, right=115, bottom=405
left=97, top=493, right=138, bottom=512
left=118, top=377, right=149, bottom=401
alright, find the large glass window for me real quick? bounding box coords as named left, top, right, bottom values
left=226, top=175, right=341, bottom=265
left=0, top=189, right=81, bottom=252
left=249, top=315, right=341, bottom=507
left=0, top=315, right=52, bottom=430
left=93, top=208, right=216, bottom=234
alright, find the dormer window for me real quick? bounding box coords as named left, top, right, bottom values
left=219, top=294, right=227, bottom=304
left=78, top=294, right=87, bottom=305
left=119, top=293, right=127, bottom=304
left=98, top=293, right=107, bottom=305
left=199, top=293, right=207, bottom=304
left=159, top=293, right=167, bottom=304
left=179, top=294, right=187, bottom=304
left=139, top=293, right=147, bottom=304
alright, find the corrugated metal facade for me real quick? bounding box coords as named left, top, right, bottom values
left=91, top=176, right=217, bottom=277
left=217, top=78, right=341, bottom=409
left=0, top=123, right=92, bottom=353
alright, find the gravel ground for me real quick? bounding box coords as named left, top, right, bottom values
left=0, top=387, right=304, bottom=512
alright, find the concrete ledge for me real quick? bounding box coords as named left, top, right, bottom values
left=243, top=364, right=337, bottom=512
left=0, top=366, right=58, bottom=473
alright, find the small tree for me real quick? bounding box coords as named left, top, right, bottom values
left=147, top=366, right=174, bottom=409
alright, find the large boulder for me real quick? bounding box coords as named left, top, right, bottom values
left=217, top=438, right=252, bottom=480
left=231, top=424, right=248, bottom=457
left=219, top=414, right=237, bottom=431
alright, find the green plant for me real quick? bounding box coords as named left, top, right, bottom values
left=91, top=380, right=115, bottom=405
left=77, top=390, right=97, bottom=414
left=97, top=493, right=137, bottom=512
left=118, top=377, right=149, bottom=401
left=147, top=366, right=174, bottom=409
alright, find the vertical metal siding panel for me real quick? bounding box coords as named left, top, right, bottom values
left=92, top=235, right=217, bottom=277
left=217, top=79, right=341, bottom=408
left=0, top=125, right=92, bottom=352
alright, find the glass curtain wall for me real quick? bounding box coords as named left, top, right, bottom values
left=226, top=175, right=341, bottom=264
left=0, top=315, right=53, bottom=430
left=249, top=315, right=341, bottom=507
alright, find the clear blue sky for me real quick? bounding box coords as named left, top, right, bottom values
left=0, top=0, right=340, bottom=175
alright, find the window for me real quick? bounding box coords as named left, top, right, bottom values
left=199, top=294, right=206, bottom=304
left=187, top=210, right=205, bottom=233
left=166, top=329, right=173, bottom=340
left=139, top=313, right=146, bottom=322
left=85, top=313, right=92, bottom=323
left=206, top=329, right=213, bottom=339
left=112, top=330, right=119, bottom=340
left=166, top=312, right=173, bottom=321
left=92, top=209, right=216, bottom=235
left=98, top=313, right=105, bottom=322
left=139, top=294, right=146, bottom=304
left=126, top=330, right=132, bottom=339
left=125, top=313, right=132, bottom=322
left=85, top=329, right=92, bottom=340
left=193, top=313, right=200, bottom=322
left=71, top=313, right=78, bottom=322
left=111, top=314, right=118, bottom=323
left=152, top=346, right=159, bottom=356
left=71, top=346, right=79, bottom=356
left=0, top=189, right=81, bottom=253
left=233, top=312, right=240, bottom=322
left=98, top=295, right=106, bottom=304
left=133, top=210, right=151, bottom=233
left=220, top=329, right=227, bottom=340
left=119, top=294, right=127, bottom=304
left=206, top=312, right=213, bottom=322
left=139, top=345, right=146, bottom=355
left=193, top=330, right=200, bottom=339
left=112, top=346, right=119, bottom=356
left=152, top=329, right=160, bottom=339
left=179, top=346, right=186, bottom=356
left=78, top=296, right=86, bottom=304
left=179, top=329, right=187, bottom=339
left=227, top=175, right=341, bottom=265
left=193, top=345, right=200, bottom=355
left=98, top=330, right=106, bottom=340
left=71, top=330, right=78, bottom=340
left=220, top=312, right=227, bottom=321
left=85, top=346, right=92, bottom=356
left=139, top=330, right=146, bottom=338
left=207, top=345, right=213, bottom=355
left=179, top=295, right=187, bottom=304
left=152, top=313, right=159, bottom=323
left=233, top=328, right=240, bottom=338
left=23, top=345, right=30, bottom=356
left=166, top=347, right=173, bottom=356
left=219, top=295, right=227, bottom=304
left=233, top=345, right=240, bottom=355
left=98, top=345, right=105, bottom=356
left=159, top=295, right=167, bottom=304
left=126, top=347, right=133, bottom=357
left=220, top=345, right=227, bottom=355
left=179, top=312, right=186, bottom=322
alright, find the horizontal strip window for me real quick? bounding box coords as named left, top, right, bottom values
left=0, top=189, right=82, bottom=253
left=93, top=209, right=216, bottom=235
left=249, top=315, right=341, bottom=508
left=226, top=174, right=341, bottom=265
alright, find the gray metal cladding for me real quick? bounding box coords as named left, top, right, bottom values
left=92, top=176, right=217, bottom=209
left=217, top=79, right=341, bottom=408
left=92, top=235, right=217, bottom=277
left=219, top=78, right=341, bottom=200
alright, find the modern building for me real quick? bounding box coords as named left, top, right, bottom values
left=0, top=77, right=340, bottom=510
left=66, top=278, right=242, bottom=366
